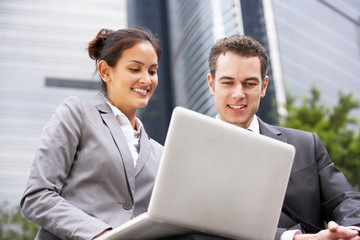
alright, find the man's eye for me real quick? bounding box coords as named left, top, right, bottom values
left=222, top=81, right=232, bottom=85
left=245, top=82, right=257, bottom=87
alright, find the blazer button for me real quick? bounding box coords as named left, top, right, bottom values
left=123, top=202, right=132, bottom=210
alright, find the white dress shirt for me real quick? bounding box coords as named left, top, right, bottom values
left=106, top=102, right=141, bottom=167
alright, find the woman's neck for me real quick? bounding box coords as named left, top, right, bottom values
left=107, top=98, right=137, bottom=130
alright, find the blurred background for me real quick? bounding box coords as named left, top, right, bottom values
left=1, top=0, right=360, bottom=209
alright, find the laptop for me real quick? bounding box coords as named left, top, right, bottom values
left=97, top=107, right=295, bottom=240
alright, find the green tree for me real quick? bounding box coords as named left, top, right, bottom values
left=279, top=86, right=360, bottom=190
left=0, top=202, right=38, bottom=240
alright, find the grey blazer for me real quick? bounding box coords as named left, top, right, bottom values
left=258, top=119, right=360, bottom=239
left=20, top=96, right=163, bottom=240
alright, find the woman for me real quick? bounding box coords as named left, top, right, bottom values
left=20, top=28, right=163, bottom=240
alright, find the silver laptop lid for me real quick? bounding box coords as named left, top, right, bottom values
left=148, top=107, right=295, bottom=240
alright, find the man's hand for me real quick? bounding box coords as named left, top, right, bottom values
left=294, top=221, right=360, bottom=240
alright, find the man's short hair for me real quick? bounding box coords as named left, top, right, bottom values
left=208, top=35, right=268, bottom=81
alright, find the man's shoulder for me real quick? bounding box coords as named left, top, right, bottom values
left=259, top=118, right=314, bottom=138
left=273, top=125, right=313, bottom=136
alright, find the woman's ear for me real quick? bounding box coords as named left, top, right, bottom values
left=98, top=60, right=111, bottom=82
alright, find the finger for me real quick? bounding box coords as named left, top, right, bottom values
left=328, top=221, right=339, bottom=232
left=335, top=227, right=359, bottom=238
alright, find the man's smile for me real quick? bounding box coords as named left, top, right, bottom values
left=228, top=104, right=247, bottom=110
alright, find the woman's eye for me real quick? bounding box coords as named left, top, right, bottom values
left=149, top=70, right=157, bottom=75
left=130, top=68, right=140, bottom=72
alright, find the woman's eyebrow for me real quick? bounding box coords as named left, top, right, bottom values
left=128, top=60, right=158, bottom=68
left=128, top=60, right=144, bottom=65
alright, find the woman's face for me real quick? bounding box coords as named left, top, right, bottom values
left=105, top=41, right=158, bottom=113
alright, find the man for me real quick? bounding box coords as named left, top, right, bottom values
left=206, top=34, right=360, bottom=240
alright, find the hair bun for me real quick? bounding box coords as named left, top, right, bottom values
left=88, top=28, right=114, bottom=61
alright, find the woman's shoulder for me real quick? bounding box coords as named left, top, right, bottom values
left=57, top=96, right=97, bottom=111
left=52, top=96, right=101, bottom=122
left=60, top=96, right=90, bottom=107
left=142, top=129, right=164, bottom=153
left=150, top=138, right=164, bottom=150
left=149, top=138, right=164, bottom=162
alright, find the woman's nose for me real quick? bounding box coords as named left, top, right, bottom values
left=140, top=72, right=151, bottom=85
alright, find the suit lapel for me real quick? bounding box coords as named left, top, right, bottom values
left=258, top=117, right=287, bottom=143
left=96, top=102, right=136, bottom=196
left=258, top=117, right=297, bottom=207
left=135, top=127, right=151, bottom=176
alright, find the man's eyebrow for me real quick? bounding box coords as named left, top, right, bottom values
left=218, top=76, right=234, bottom=80
left=128, top=60, right=158, bottom=68
left=244, top=77, right=260, bottom=82
left=218, top=76, right=260, bottom=82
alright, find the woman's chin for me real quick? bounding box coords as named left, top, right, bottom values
left=137, top=101, right=149, bottom=108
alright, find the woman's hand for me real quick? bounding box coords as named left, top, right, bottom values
left=93, top=228, right=112, bottom=239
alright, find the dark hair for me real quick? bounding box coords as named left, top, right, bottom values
left=208, top=35, right=268, bottom=81
left=88, top=28, right=162, bottom=96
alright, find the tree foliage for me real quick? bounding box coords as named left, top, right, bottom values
left=280, top=86, right=360, bottom=190
left=0, top=202, right=38, bottom=240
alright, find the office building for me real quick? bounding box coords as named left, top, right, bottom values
left=1, top=0, right=359, bottom=206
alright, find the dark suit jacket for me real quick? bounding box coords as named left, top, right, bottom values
left=20, top=97, right=163, bottom=240
left=258, top=118, right=360, bottom=239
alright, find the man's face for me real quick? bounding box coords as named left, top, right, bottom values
left=207, top=51, right=268, bottom=129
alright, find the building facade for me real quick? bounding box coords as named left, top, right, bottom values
left=1, top=0, right=359, bottom=207
left=0, top=0, right=128, bottom=205
left=271, top=0, right=360, bottom=117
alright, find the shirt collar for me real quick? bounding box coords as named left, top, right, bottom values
left=215, top=114, right=260, bottom=134
left=247, top=115, right=260, bottom=134
left=105, top=101, right=142, bottom=133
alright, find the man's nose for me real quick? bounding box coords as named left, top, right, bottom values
left=232, top=84, right=245, bottom=99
